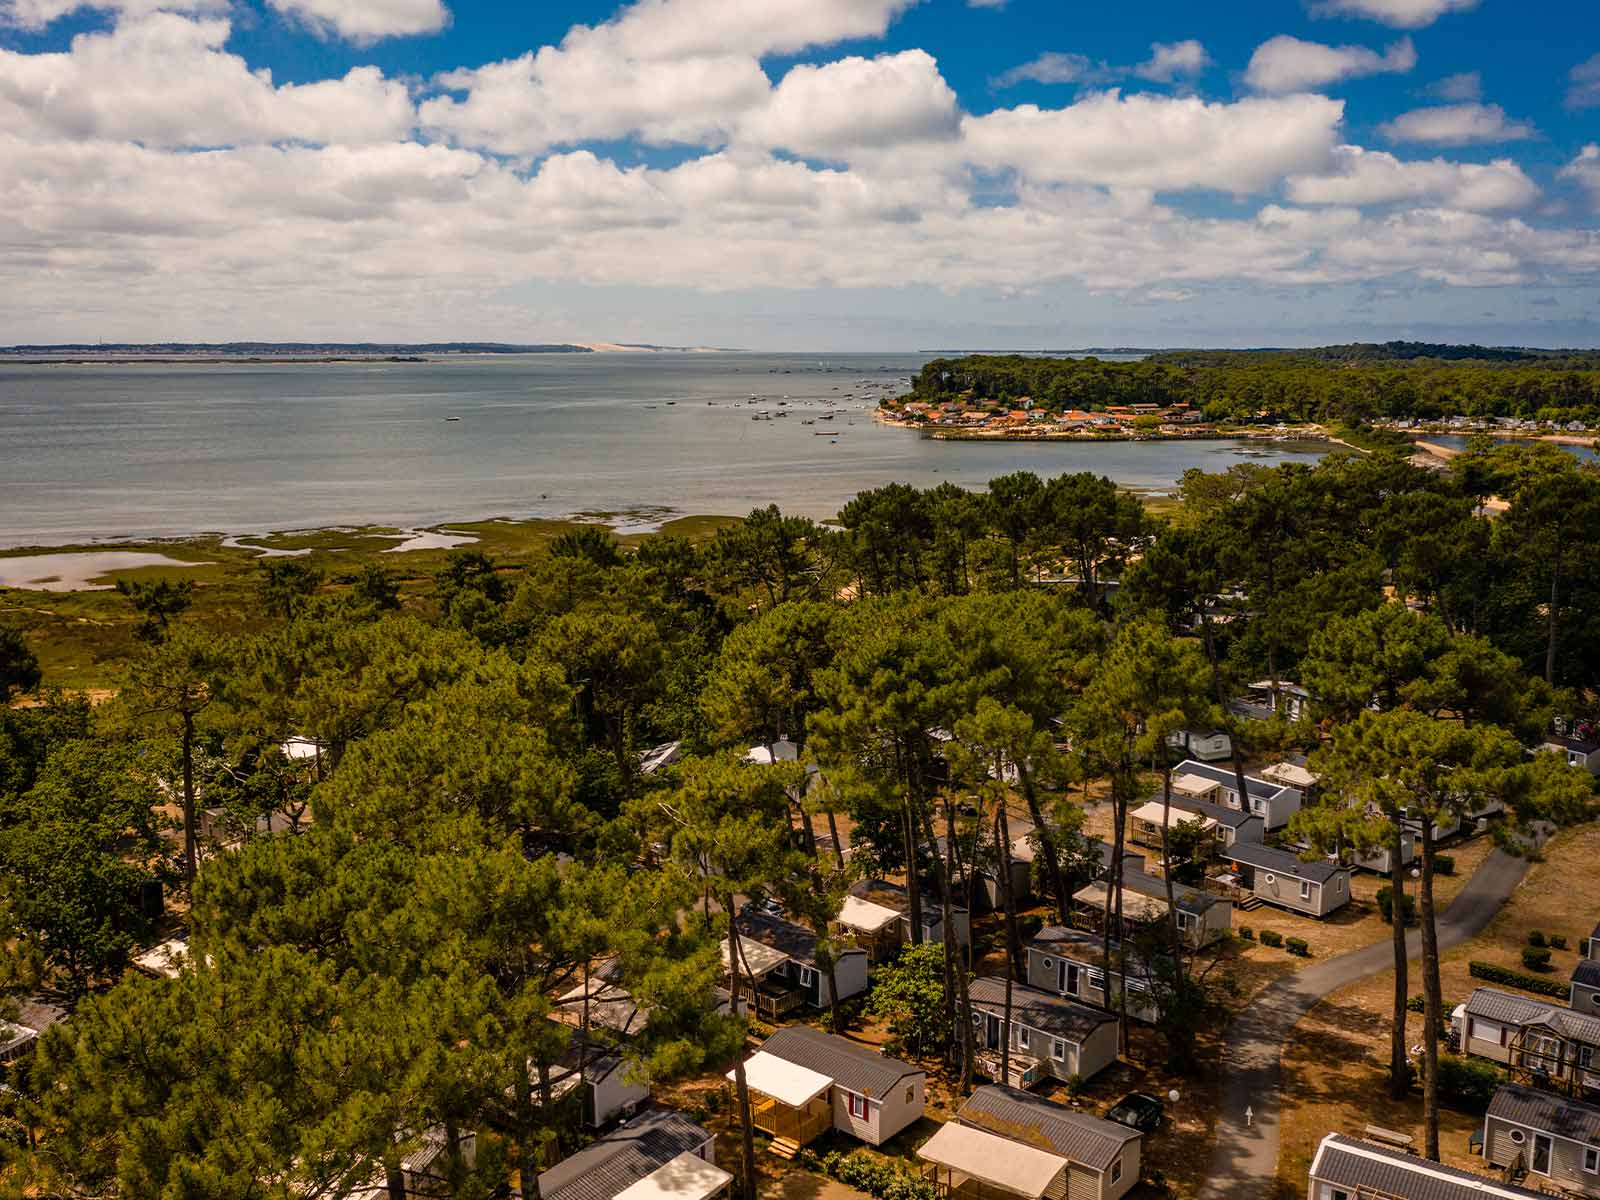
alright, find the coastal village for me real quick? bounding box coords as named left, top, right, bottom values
left=3, top=350, right=1600, bottom=1200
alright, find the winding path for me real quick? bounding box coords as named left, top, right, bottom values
left=1198, top=849, right=1530, bottom=1200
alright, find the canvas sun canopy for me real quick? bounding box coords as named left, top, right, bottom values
left=837, top=896, right=901, bottom=933
left=719, top=935, right=790, bottom=978
left=727, top=1051, right=832, bottom=1109
left=1073, top=882, right=1170, bottom=923
left=916, top=1122, right=1067, bottom=1198
left=614, top=1152, right=731, bottom=1200
left=1171, top=773, right=1219, bottom=797
left=1131, top=802, right=1217, bottom=832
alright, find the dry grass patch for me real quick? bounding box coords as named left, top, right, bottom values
left=1275, top=823, right=1600, bottom=1195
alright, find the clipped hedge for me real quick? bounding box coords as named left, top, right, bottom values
left=1260, top=929, right=1284, bottom=948
left=798, top=1149, right=937, bottom=1200
left=1522, top=947, right=1554, bottom=972
left=1469, top=960, right=1570, bottom=999
left=1286, top=937, right=1311, bottom=957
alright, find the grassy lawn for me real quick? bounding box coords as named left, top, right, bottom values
left=1276, top=823, right=1600, bottom=1194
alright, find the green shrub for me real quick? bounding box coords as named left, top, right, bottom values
left=816, top=1150, right=937, bottom=1200
left=1551, top=934, right=1569, bottom=951
left=1240, top=927, right=1255, bottom=941
left=1259, top=929, right=1284, bottom=947
left=1469, top=960, right=1570, bottom=998
left=1529, top=931, right=1547, bottom=948
left=1435, top=1054, right=1503, bottom=1112
left=1434, top=854, right=1455, bottom=876
left=1285, top=937, right=1310, bottom=957
left=1407, top=995, right=1426, bottom=1014
left=1522, top=947, right=1553, bottom=972
left=1377, top=886, right=1418, bottom=926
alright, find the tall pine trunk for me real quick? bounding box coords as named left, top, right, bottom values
left=1417, top=821, right=1443, bottom=1160
left=724, top=890, right=758, bottom=1200
left=181, top=709, right=198, bottom=886
left=1388, top=829, right=1412, bottom=1100
left=1017, top=765, right=1069, bottom=925
left=997, top=803, right=1024, bottom=981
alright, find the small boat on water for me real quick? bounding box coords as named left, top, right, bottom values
left=444, top=417, right=461, bottom=422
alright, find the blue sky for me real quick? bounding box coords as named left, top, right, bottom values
left=1, top=0, right=1597, bottom=349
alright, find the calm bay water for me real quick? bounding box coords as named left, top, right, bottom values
left=0, top=353, right=1327, bottom=548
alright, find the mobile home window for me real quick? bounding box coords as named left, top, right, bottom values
left=1586, top=1147, right=1599, bottom=1175
left=1299, top=880, right=1313, bottom=901
left=1052, top=1039, right=1066, bottom=1061
left=1111, top=1159, right=1122, bottom=1184
left=1017, top=1026, right=1030, bottom=1050
left=1041, top=957, right=1054, bottom=970
left=847, top=1092, right=868, bottom=1119
left=1088, top=969, right=1106, bottom=991
left=1176, top=910, right=1196, bottom=932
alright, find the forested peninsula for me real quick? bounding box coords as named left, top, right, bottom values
left=891, top=344, right=1600, bottom=430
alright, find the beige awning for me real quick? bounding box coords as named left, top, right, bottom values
left=615, top=1152, right=732, bottom=1200
left=719, top=935, right=790, bottom=978
left=1073, top=881, right=1170, bottom=923
left=916, top=1122, right=1067, bottom=1198
left=1131, top=801, right=1216, bottom=832
left=1172, top=772, right=1219, bottom=797
left=728, top=1051, right=833, bottom=1108
left=837, top=896, right=901, bottom=934
left=1263, top=761, right=1318, bottom=789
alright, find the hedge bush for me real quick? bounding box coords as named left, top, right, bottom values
left=1407, top=995, right=1426, bottom=1014
left=1260, top=929, right=1284, bottom=947
left=1378, top=886, right=1418, bottom=926
left=1529, top=931, right=1547, bottom=948
left=1551, top=934, right=1569, bottom=951
left=1436, top=1054, right=1503, bottom=1112
left=1522, top=947, right=1554, bottom=972
left=1286, top=937, right=1310, bottom=957
left=1240, top=927, right=1254, bottom=941
left=1469, top=960, right=1570, bottom=998
left=802, top=1150, right=937, bottom=1200
left=1434, top=854, right=1455, bottom=877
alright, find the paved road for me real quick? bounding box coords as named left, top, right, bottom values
left=1198, top=849, right=1530, bottom=1200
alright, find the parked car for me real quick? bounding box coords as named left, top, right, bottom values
left=740, top=896, right=784, bottom=919
left=1106, top=1093, right=1163, bottom=1134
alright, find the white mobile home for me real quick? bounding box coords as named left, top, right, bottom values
left=743, top=1024, right=925, bottom=1148
left=967, top=976, right=1120, bottom=1089
left=958, top=1085, right=1142, bottom=1200
left=1167, top=759, right=1304, bottom=831
left=1309, top=1133, right=1552, bottom=1200
left=1485, top=1084, right=1600, bottom=1197
left=1026, top=926, right=1162, bottom=1024
left=1220, top=843, right=1351, bottom=919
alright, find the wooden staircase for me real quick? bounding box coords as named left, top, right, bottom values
left=769, top=1137, right=802, bottom=1160
left=1237, top=894, right=1264, bottom=912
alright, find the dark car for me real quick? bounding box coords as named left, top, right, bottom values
left=1105, top=1093, right=1164, bottom=1134
left=740, top=896, right=784, bottom=919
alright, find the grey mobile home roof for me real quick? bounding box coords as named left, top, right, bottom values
left=1574, top=959, right=1600, bottom=989
left=1489, top=1083, right=1600, bottom=1146
left=1464, top=989, right=1600, bottom=1044
left=959, top=1085, right=1139, bottom=1171
left=1119, top=866, right=1221, bottom=914
left=1221, top=841, right=1346, bottom=883
left=1312, top=1134, right=1551, bottom=1200
left=968, top=976, right=1117, bottom=1042
left=537, top=1109, right=712, bottom=1200
left=760, top=1025, right=922, bottom=1100
left=1171, top=759, right=1294, bottom=802
left=1162, top=796, right=1259, bottom=830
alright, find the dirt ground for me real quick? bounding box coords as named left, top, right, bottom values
left=1275, top=823, right=1600, bottom=1194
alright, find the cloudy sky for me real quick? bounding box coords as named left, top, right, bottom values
left=2, top=0, right=1598, bottom=350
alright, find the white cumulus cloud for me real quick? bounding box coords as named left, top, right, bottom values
left=1560, top=145, right=1600, bottom=212
left=1245, top=34, right=1416, bottom=94
left=1569, top=55, right=1600, bottom=110
left=1378, top=103, right=1536, bottom=145
left=1133, top=39, right=1211, bottom=83
left=962, top=91, right=1345, bottom=194
left=1308, top=0, right=1477, bottom=28
left=0, top=14, right=416, bottom=147
left=740, top=51, right=960, bottom=161
left=266, top=0, right=451, bottom=42
left=1286, top=145, right=1539, bottom=211
left=0, top=0, right=224, bottom=28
